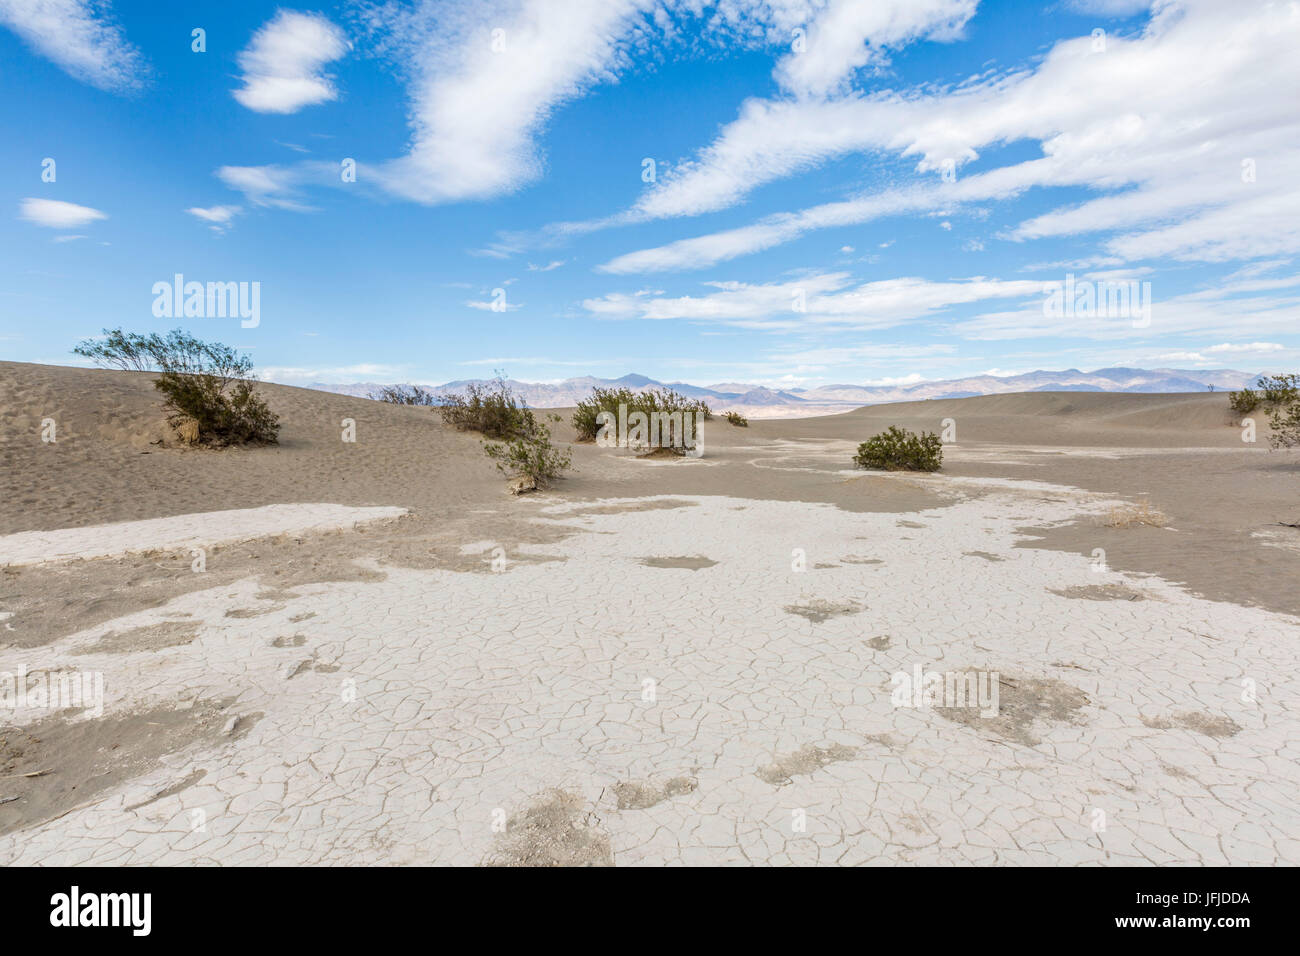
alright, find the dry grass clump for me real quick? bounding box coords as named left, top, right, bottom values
left=1100, top=498, right=1169, bottom=528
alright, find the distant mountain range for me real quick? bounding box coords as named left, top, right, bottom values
left=306, top=367, right=1262, bottom=419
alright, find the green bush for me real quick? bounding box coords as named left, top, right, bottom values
left=1258, top=373, right=1300, bottom=407
left=74, top=327, right=233, bottom=373
left=483, top=415, right=573, bottom=486
left=1270, top=398, right=1300, bottom=450
left=154, top=371, right=280, bottom=445
left=853, top=426, right=943, bottom=472
left=572, top=386, right=711, bottom=443
left=370, top=384, right=440, bottom=406
left=73, top=328, right=279, bottom=446
left=724, top=411, right=749, bottom=427
left=1228, top=387, right=1260, bottom=415
left=439, top=377, right=536, bottom=441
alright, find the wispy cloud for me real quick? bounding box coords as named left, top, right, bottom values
left=0, top=0, right=145, bottom=92
left=585, top=273, right=1045, bottom=331
left=186, top=205, right=242, bottom=233
left=588, top=1, right=1300, bottom=272
left=260, top=363, right=404, bottom=384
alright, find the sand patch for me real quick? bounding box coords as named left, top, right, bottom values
left=484, top=789, right=613, bottom=867
left=756, top=743, right=857, bottom=785
left=225, top=605, right=284, bottom=619
left=640, top=555, right=718, bottom=570
left=71, top=621, right=198, bottom=655
left=784, top=599, right=863, bottom=623
left=936, top=674, right=1090, bottom=747
left=1141, top=711, right=1242, bottom=738
left=611, top=776, right=698, bottom=810
left=0, top=504, right=408, bottom=567
left=964, top=550, right=1005, bottom=562
left=0, top=699, right=241, bottom=836
left=559, top=499, right=698, bottom=517
left=1049, top=583, right=1150, bottom=602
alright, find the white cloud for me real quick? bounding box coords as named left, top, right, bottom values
left=1204, top=342, right=1285, bottom=354
left=233, top=11, right=349, bottom=113
left=362, top=0, right=653, bottom=204
left=953, top=278, right=1300, bottom=341
left=186, top=205, right=242, bottom=232
left=585, top=273, right=1044, bottom=330
left=466, top=299, right=522, bottom=312
left=216, top=165, right=317, bottom=211
left=773, top=0, right=976, bottom=99
left=1065, top=0, right=1151, bottom=14
left=0, top=0, right=144, bottom=91
left=18, top=197, right=106, bottom=228
left=261, top=363, right=403, bottom=383
left=597, top=0, right=1300, bottom=271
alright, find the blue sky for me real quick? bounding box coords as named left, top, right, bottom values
left=2, top=0, right=1297, bottom=389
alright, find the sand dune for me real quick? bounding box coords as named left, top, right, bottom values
left=764, top=390, right=1255, bottom=447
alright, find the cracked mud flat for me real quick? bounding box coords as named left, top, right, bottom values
left=2, top=479, right=1298, bottom=866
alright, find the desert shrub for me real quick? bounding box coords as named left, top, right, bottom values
left=853, top=426, right=943, bottom=472
left=1228, top=387, right=1259, bottom=415
left=724, top=411, right=749, bottom=427
left=1257, top=373, right=1300, bottom=407
left=440, top=377, right=536, bottom=440
left=74, top=327, right=227, bottom=373
left=154, top=372, right=280, bottom=445
left=74, top=328, right=279, bottom=446
left=572, top=386, right=711, bottom=443
left=1269, top=398, right=1300, bottom=450
left=1100, top=498, right=1169, bottom=528
left=370, top=384, right=440, bottom=406
left=483, top=414, right=572, bottom=486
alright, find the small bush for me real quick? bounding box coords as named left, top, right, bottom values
left=572, top=386, right=711, bottom=443
left=1100, top=498, right=1168, bottom=528
left=155, top=372, right=280, bottom=445
left=1258, top=373, right=1300, bottom=407
left=1269, top=398, right=1300, bottom=450
left=853, top=426, right=943, bottom=472
left=371, top=384, right=441, bottom=406
left=1228, top=387, right=1259, bottom=415
left=724, top=411, right=748, bottom=427
left=483, top=414, right=572, bottom=486
left=73, top=328, right=279, bottom=446
left=74, top=327, right=229, bottom=373
left=440, top=377, right=536, bottom=440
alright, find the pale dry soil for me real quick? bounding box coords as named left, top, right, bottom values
left=1, top=367, right=1298, bottom=865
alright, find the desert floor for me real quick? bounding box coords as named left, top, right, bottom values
left=1, top=361, right=1298, bottom=865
